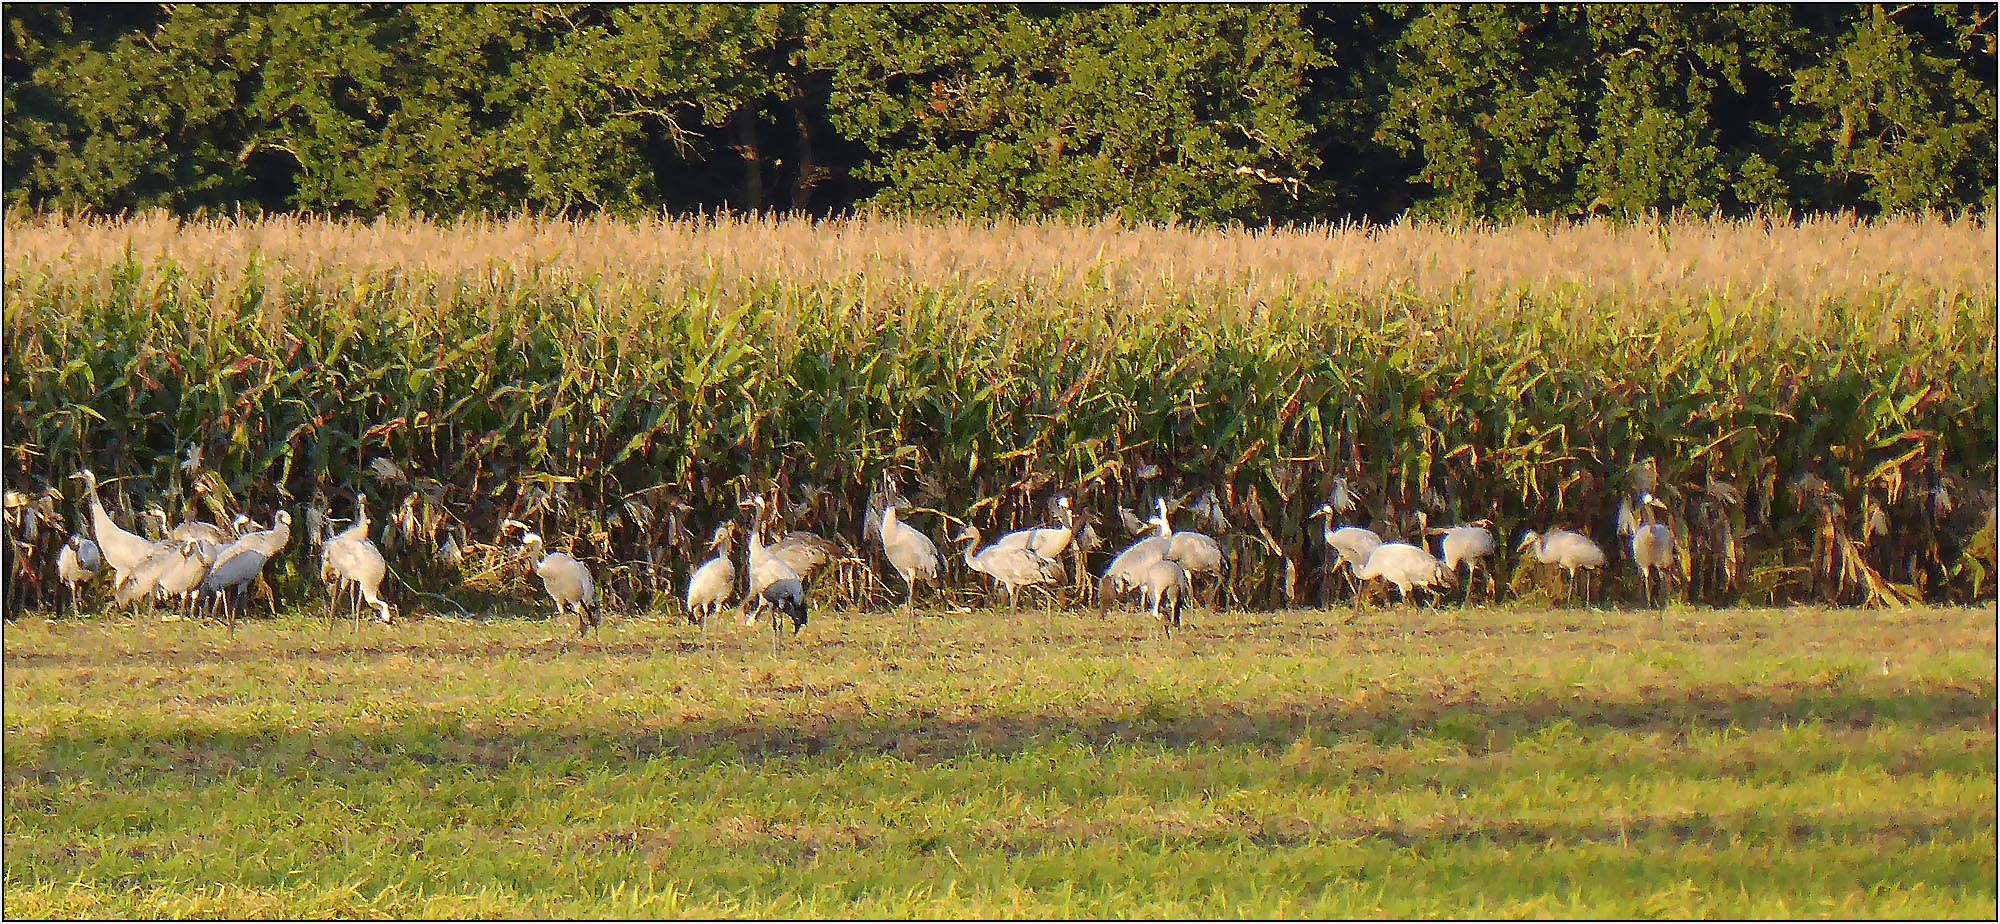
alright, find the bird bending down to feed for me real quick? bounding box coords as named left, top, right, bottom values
left=1431, top=519, right=1497, bottom=607
left=1517, top=527, right=1607, bottom=604
left=1628, top=494, right=1676, bottom=607
left=1142, top=555, right=1190, bottom=638
left=153, top=540, right=217, bottom=620
left=1352, top=542, right=1451, bottom=607
left=501, top=519, right=600, bottom=638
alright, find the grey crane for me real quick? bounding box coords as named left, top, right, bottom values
left=878, top=501, right=940, bottom=616
left=1141, top=556, right=1190, bottom=638
left=113, top=538, right=188, bottom=614
left=1352, top=542, right=1452, bottom=606
left=1149, top=498, right=1225, bottom=606
left=199, top=510, right=293, bottom=629
left=68, top=469, right=154, bottom=586
left=501, top=519, right=600, bottom=638
left=684, top=523, right=738, bottom=635
left=1097, top=528, right=1169, bottom=615
left=1517, top=527, right=1608, bottom=604
left=1628, top=493, right=1676, bottom=606
left=1312, top=503, right=1384, bottom=604
left=1430, top=519, right=1498, bottom=607
left=955, top=524, right=1062, bottom=615
left=153, top=540, right=217, bottom=620
left=736, top=504, right=808, bottom=652
left=745, top=494, right=844, bottom=584
left=56, top=534, right=101, bottom=616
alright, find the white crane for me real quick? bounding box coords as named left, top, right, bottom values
left=954, top=524, right=1061, bottom=614
left=1097, top=528, right=1169, bottom=614
left=68, top=470, right=153, bottom=586
left=322, top=537, right=393, bottom=627
left=1142, top=556, right=1190, bottom=638
left=1517, top=527, right=1607, bottom=604
left=1628, top=493, right=1676, bottom=606
left=878, top=501, right=939, bottom=616
left=320, top=496, right=392, bottom=628
left=991, top=495, right=1077, bottom=567
left=1430, top=519, right=1497, bottom=607
left=56, top=534, right=101, bottom=617
left=684, top=523, right=738, bottom=635
left=1352, top=542, right=1452, bottom=606
left=1311, top=503, right=1384, bottom=604
left=501, top=519, right=599, bottom=638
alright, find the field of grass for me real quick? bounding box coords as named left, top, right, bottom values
left=5, top=602, right=1993, bottom=917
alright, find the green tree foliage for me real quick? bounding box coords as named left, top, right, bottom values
left=807, top=5, right=1322, bottom=223
left=3, top=3, right=1993, bottom=220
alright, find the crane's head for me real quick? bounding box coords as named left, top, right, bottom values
left=69, top=469, right=94, bottom=484
left=1056, top=495, right=1072, bottom=510
left=951, top=524, right=981, bottom=546
left=1515, top=529, right=1541, bottom=552
left=1640, top=492, right=1667, bottom=510
left=1311, top=503, right=1335, bottom=519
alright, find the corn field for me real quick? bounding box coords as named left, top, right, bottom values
left=3, top=211, right=1994, bottom=613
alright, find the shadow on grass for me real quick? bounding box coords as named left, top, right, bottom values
left=11, top=680, right=1993, bottom=784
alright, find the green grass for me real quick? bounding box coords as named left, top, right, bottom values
left=5, top=603, right=1994, bottom=917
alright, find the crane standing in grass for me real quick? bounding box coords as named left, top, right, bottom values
left=684, top=522, right=738, bottom=635
left=1142, top=555, right=1190, bottom=638
left=1518, top=527, right=1608, bottom=604
left=199, top=510, right=293, bottom=630
left=321, top=496, right=393, bottom=628
left=1352, top=542, right=1452, bottom=607
left=501, top=519, right=600, bottom=638
left=1628, top=494, right=1677, bottom=607
left=56, top=534, right=100, bottom=616
left=737, top=498, right=808, bottom=652
left=1431, top=520, right=1497, bottom=608
left=878, top=501, right=940, bottom=619
left=69, top=470, right=154, bottom=590
left=1312, top=503, right=1384, bottom=606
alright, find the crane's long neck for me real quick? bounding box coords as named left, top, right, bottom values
left=959, top=527, right=986, bottom=574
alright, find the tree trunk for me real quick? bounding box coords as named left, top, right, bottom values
left=731, top=107, right=764, bottom=213
left=789, top=97, right=815, bottom=214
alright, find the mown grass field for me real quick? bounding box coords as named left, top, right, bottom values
left=4, top=603, right=1993, bottom=917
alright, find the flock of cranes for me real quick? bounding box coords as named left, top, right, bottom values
left=37, top=463, right=1681, bottom=646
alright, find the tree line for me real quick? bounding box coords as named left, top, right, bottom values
left=5, top=3, right=1994, bottom=223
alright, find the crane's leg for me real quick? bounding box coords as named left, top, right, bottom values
left=1462, top=564, right=1474, bottom=610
